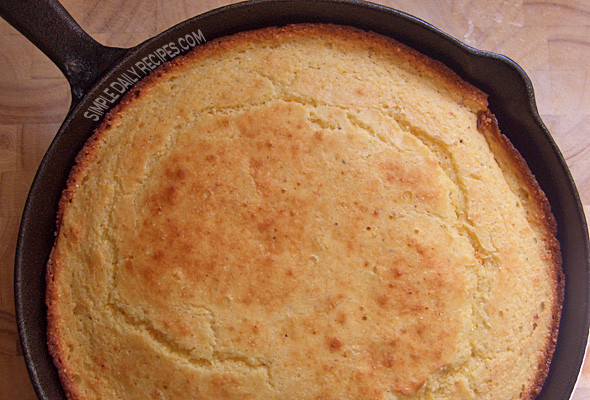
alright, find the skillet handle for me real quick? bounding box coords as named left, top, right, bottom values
left=0, top=0, right=127, bottom=106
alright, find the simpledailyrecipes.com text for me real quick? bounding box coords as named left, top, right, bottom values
left=84, top=30, right=206, bottom=121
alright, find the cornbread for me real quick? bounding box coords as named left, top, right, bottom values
left=46, top=24, right=562, bottom=400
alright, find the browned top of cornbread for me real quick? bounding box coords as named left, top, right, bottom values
left=47, top=24, right=562, bottom=400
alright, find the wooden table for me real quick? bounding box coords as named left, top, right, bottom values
left=1, top=1, right=588, bottom=398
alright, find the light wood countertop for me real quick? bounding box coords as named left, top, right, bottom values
left=1, top=1, right=588, bottom=399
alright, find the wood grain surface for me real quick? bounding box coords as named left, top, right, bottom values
left=1, top=1, right=589, bottom=399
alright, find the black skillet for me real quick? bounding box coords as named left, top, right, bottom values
left=1, top=0, right=588, bottom=399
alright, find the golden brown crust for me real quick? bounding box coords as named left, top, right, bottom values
left=47, top=23, right=562, bottom=400
left=50, top=22, right=490, bottom=240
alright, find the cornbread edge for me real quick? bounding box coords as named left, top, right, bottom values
left=476, top=110, right=563, bottom=399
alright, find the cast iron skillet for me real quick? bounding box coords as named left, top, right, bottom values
left=1, top=0, right=588, bottom=399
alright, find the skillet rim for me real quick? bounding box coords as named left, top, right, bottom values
left=14, top=1, right=590, bottom=399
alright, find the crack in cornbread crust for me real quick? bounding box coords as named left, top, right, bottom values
left=47, top=24, right=562, bottom=400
